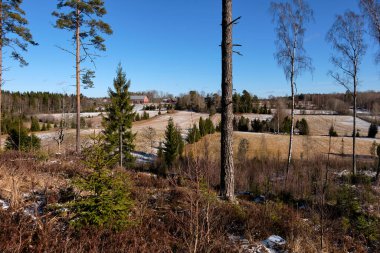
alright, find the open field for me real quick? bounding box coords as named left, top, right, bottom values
left=187, top=132, right=378, bottom=161
left=1, top=111, right=379, bottom=159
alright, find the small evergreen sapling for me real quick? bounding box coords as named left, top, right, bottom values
left=70, top=134, right=133, bottom=230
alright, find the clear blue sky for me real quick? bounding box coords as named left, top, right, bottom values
left=3, top=0, right=380, bottom=98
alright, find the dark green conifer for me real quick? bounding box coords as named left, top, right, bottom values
left=102, top=64, right=135, bottom=168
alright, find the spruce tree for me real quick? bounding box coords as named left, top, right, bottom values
left=102, top=64, right=135, bottom=168
left=30, top=117, right=40, bottom=132
left=368, top=123, right=378, bottom=138
left=163, top=118, right=184, bottom=168
left=187, top=124, right=201, bottom=144
left=199, top=117, right=206, bottom=137
left=205, top=118, right=215, bottom=134
left=52, top=0, right=113, bottom=153
left=0, top=0, right=37, bottom=150
left=5, top=127, right=41, bottom=152
left=71, top=134, right=133, bottom=230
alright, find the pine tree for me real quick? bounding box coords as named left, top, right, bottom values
left=0, top=0, right=37, bottom=150
left=53, top=0, right=113, bottom=153
left=102, top=64, right=136, bottom=168
left=221, top=0, right=235, bottom=201
left=163, top=118, right=184, bottom=168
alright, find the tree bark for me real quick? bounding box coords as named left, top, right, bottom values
left=75, top=0, right=81, bottom=154
left=353, top=75, right=357, bottom=175
left=220, top=0, right=235, bottom=202
left=286, top=53, right=295, bottom=183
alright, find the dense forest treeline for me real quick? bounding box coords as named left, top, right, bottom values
left=2, top=89, right=380, bottom=116
left=1, top=91, right=105, bottom=114
left=175, top=90, right=380, bottom=115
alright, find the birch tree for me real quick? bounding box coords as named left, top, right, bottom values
left=270, top=0, right=313, bottom=179
left=360, top=0, right=380, bottom=62
left=52, top=0, right=112, bottom=153
left=0, top=0, right=36, bottom=150
left=326, top=11, right=367, bottom=175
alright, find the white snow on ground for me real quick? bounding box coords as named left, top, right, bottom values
left=229, top=234, right=287, bottom=253
left=271, top=109, right=337, bottom=115
left=240, top=114, right=273, bottom=121
left=35, top=105, right=166, bottom=122
left=36, top=112, right=102, bottom=121
left=0, top=199, right=10, bottom=210
left=133, top=111, right=211, bottom=134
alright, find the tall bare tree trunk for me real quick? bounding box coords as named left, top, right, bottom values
left=220, top=0, right=235, bottom=201
left=75, top=1, right=81, bottom=154
left=353, top=82, right=357, bottom=175
left=0, top=0, right=3, bottom=151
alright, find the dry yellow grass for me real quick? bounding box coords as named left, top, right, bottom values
left=186, top=132, right=377, bottom=161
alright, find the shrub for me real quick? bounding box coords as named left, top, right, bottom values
left=204, top=117, right=215, bottom=134
left=329, top=125, right=338, bottom=137
left=296, top=118, right=309, bottom=135
left=187, top=124, right=201, bottom=144
left=368, top=123, right=378, bottom=138
left=5, top=127, right=41, bottom=152
left=237, top=116, right=249, bottom=132
left=30, top=117, right=40, bottom=132
left=281, top=116, right=292, bottom=133
left=142, top=111, right=150, bottom=120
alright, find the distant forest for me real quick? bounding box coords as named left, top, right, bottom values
left=175, top=90, right=380, bottom=115
left=1, top=91, right=106, bottom=115
left=2, top=90, right=380, bottom=116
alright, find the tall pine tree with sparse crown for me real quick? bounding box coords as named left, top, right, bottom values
left=0, top=0, right=37, bottom=150
left=52, top=0, right=113, bottom=153
left=102, top=64, right=136, bottom=168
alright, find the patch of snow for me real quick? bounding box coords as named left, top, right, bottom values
left=228, top=234, right=287, bottom=253
left=132, top=151, right=156, bottom=163
left=263, top=235, right=286, bottom=248
left=0, top=199, right=10, bottom=210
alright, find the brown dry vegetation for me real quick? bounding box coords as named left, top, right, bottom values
left=1, top=151, right=379, bottom=252
left=187, top=133, right=376, bottom=161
